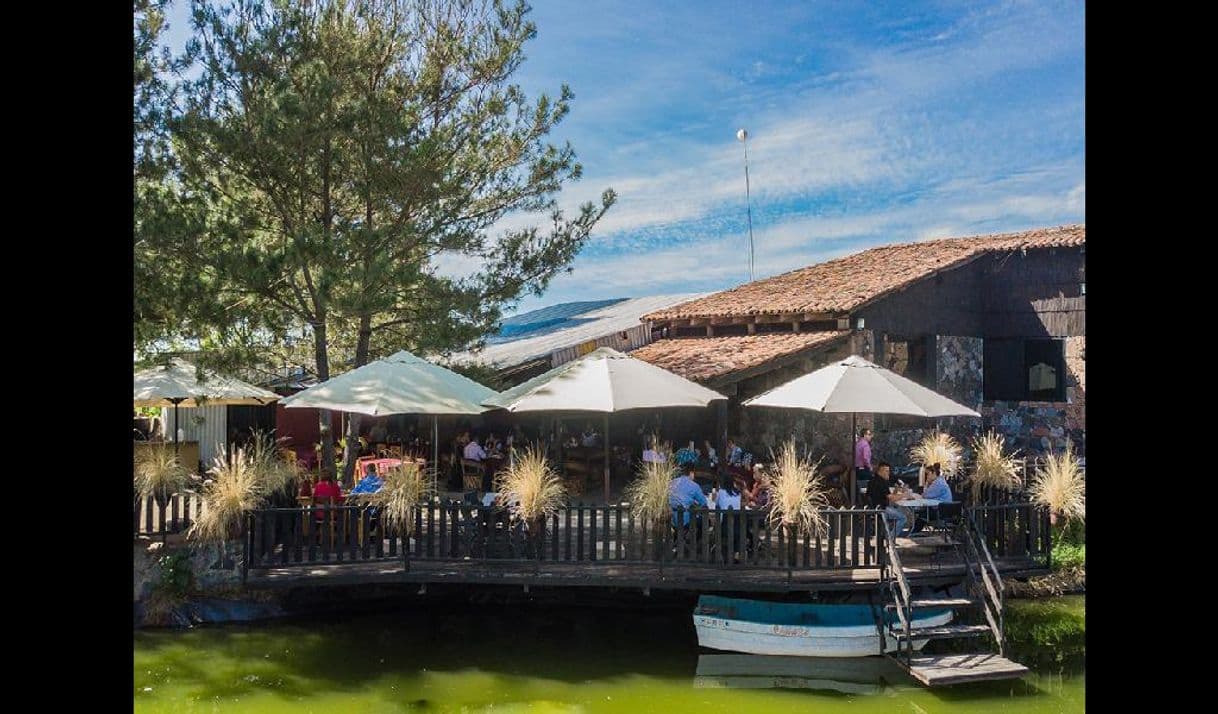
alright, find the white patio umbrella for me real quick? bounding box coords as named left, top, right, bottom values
left=483, top=347, right=727, bottom=502
left=742, top=355, right=980, bottom=503
left=279, top=350, right=497, bottom=488
left=133, top=358, right=281, bottom=451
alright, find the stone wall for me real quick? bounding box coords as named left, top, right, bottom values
left=726, top=331, right=1086, bottom=467
left=980, top=335, right=1085, bottom=458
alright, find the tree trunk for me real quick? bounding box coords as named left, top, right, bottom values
left=312, top=319, right=336, bottom=475
left=340, top=315, right=374, bottom=487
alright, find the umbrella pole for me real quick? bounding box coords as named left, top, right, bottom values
left=849, top=412, right=856, bottom=506
left=432, top=416, right=439, bottom=498
left=174, top=401, right=181, bottom=455
left=604, top=413, right=611, bottom=505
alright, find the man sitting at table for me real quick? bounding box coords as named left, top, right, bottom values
left=463, top=435, right=487, bottom=462
left=669, top=466, right=709, bottom=535
left=866, top=461, right=913, bottom=542
left=351, top=463, right=384, bottom=495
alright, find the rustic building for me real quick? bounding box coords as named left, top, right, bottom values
left=633, top=224, right=1085, bottom=465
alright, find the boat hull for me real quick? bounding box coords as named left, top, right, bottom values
left=693, top=596, right=952, bottom=657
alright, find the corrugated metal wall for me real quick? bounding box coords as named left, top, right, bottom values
left=549, top=323, right=652, bottom=367
left=162, top=405, right=228, bottom=469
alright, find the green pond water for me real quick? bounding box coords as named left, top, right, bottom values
left=134, top=595, right=1084, bottom=713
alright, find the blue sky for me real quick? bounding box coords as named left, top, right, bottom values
left=161, top=1, right=1084, bottom=317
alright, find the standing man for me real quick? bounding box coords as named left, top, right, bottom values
left=855, top=428, right=874, bottom=499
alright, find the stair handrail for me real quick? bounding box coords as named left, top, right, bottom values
left=881, top=516, right=913, bottom=663
left=961, top=510, right=1005, bottom=655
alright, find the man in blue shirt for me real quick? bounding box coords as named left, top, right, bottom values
left=669, top=467, right=709, bottom=529
left=351, top=464, right=385, bottom=495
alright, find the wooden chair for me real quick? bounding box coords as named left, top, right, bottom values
left=461, top=459, right=484, bottom=491
left=311, top=495, right=339, bottom=548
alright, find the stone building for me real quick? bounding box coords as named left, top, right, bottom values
left=631, top=225, right=1085, bottom=466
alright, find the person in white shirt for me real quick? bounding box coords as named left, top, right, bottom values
left=715, top=475, right=743, bottom=563
left=463, top=436, right=487, bottom=462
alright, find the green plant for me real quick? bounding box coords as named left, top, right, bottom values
left=910, top=431, right=963, bottom=478
left=495, top=446, right=566, bottom=523
left=190, top=445, right=263, bottom=543
left=134, top=443, right=190, bottom=505
left=363, top=460, right=432, bottom=536
left=1052, top=541, right=1086, bottom=572
left=970, top=431, right=1021, bottom=499
left=625, top=440, right=676, bottom=526
left=766, top=440, right=830, bottom=538
left=156, top=551, right=195, bottom=597
left=1028, top=441, right=1085, bottom=524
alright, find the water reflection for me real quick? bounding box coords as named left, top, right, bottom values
left=694, top=654, right=915, bottom=694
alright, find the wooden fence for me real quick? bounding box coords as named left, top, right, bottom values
left=133, top=492, right=206, bottom=538
left=243, top=504, right=890, bottom=572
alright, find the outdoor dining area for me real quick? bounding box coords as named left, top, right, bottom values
left=135, top=347, right=1054, bottom=589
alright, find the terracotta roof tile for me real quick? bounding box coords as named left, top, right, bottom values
left=631, top=331, right=849, bottom=382
left=644, top=224, right=1085, bottom=321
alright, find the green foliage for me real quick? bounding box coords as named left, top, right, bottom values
left=135, top=0, right=615, bottom=373
left=156, top=551, right=195, bottom=597
left=1052, top=541, right=1086, bottom=572
left=1004, top=596, right=1085, bottom=667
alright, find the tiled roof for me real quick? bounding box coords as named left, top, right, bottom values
left=644, top=224, right=1085, bottom=321
left=631, top=331, right=849, bottom=382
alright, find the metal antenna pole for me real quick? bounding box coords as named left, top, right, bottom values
left=738, top=128, right=755, bottom=282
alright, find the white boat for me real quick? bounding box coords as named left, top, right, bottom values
left=693, top=595, right=952, bottom=657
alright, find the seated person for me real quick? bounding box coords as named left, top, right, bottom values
left=463, top=436, right=487, bottom=462
left=725, top=438, right=751, bottom=469
left=669, top=467, right=709, bottom=529
left=350, top=463, right=384, bottom=495
left=922, top=462, right=952, bottom=502
left=581, top=425, right=599, bottom=447
left=702, top=440, right=719, bottom=469
left=642, top=441, right=667, bottom=464
left=715, top=476, right=742, bottom=511
left=312, top=470, right=345, bottom=521
left=865, top=461, right=914, bottom=541
left=744, top=467, right=771, bottom=510
left=674, top=441, right=700, bottom=468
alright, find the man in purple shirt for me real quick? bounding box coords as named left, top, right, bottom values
left=855, top=428, right=874, bottom=498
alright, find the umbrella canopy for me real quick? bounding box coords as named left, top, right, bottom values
left=133, top=358, right=281, bottom=408
left=484, top=347, right=726, bottom=413
left=742, top=355, right=980, bottom=417
left=280, top=350, right=496, bottom=416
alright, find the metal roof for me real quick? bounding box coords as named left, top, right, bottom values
left=448, top=294, right=704, bottom=370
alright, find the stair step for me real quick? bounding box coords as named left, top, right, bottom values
left=885, top=598, right=977, bottom=610
left=889, top=624, right=992, bottom=640
left=894, top=653, right=1030, bottom=687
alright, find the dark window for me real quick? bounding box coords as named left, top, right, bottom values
left=714, top=324, right=749, bottom=337
left=754, top=321, right=794, bottom=334
left=673, top=326, right=705, bottom=338
left=984, top=338, right=1066, bottom=402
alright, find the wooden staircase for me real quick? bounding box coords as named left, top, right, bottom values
left=879, top=512, right=1029, bottom=687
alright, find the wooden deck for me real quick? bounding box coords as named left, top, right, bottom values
left=235, top=499, right=1051, bottom=594
left=244, top=549, right=1046, bottom=592
left=895, top=653, right=1030, bottom=686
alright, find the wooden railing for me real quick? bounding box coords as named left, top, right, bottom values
left=243, top=504, right=890, bottom=573
left=133, top=492, right=206, bottom=538
left=967, top=502, right=1051, bottom=563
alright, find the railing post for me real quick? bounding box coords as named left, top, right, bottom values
left=241, top=512, right=251, bottom=585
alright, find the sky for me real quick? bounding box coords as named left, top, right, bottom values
left=161, top=0, right=1085, bottom=318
